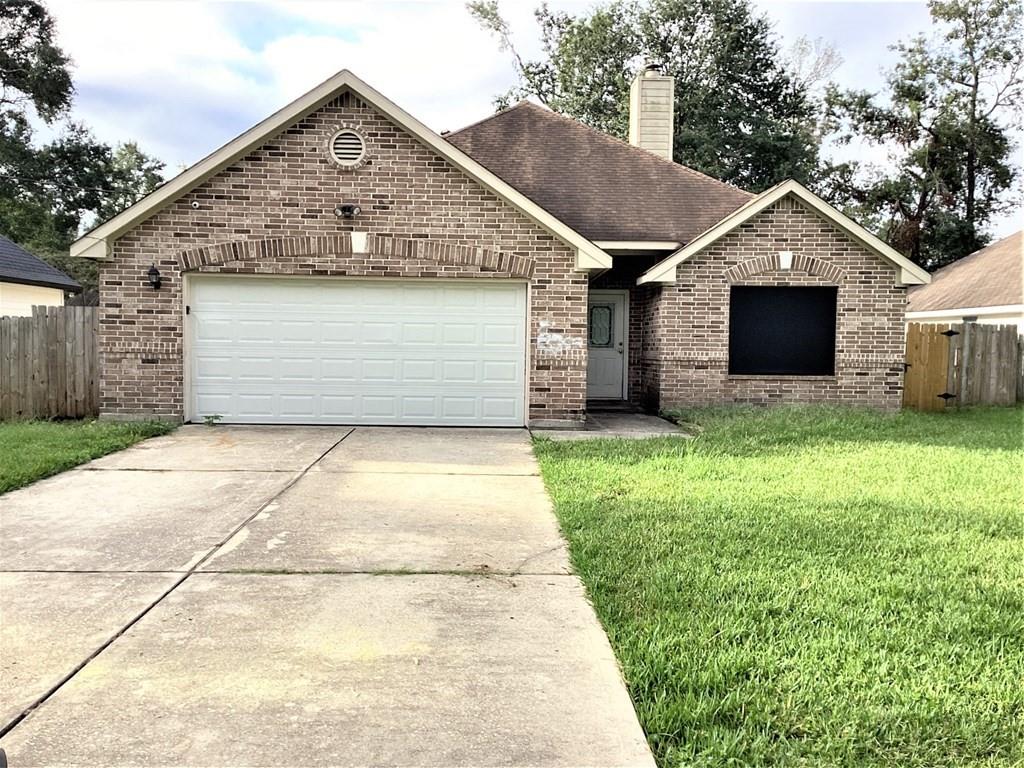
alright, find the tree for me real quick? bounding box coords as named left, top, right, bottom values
left=468, top=0, right=821, bottom=191
left=0, top=0, right=72, bottom=124
left=823, top=0, right=1023, bottom=268
left=0, top=1, right=164, bottom=293
left=785, top=36, right=843, bottom=93
left=98, top=142, right=165, bottom=221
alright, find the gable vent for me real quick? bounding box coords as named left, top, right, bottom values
left=329, top=128, right=366, bottom=167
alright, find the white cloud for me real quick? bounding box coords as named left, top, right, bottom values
left=45, top=0, right=575, bottom=167
left=44, top=0, right=1021, bottom=238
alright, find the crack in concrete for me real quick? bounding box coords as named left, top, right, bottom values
left=510, top=544, right=570, bottom=577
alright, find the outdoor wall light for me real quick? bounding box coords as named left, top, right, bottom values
left=334, top=203, right=362, bottom=219
left=147, top=265, right=162, bottom=290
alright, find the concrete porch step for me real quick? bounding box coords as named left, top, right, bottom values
left=585, top=399, right=640, bottom=414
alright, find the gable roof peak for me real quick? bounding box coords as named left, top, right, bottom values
left=638, top=179, right=930, bottom=287
left=69, top=70, right=611, bottom=270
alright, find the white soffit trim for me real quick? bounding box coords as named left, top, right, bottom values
left=70, top=70, right=612, bottom=271
left=637, top=179, right=932, bottom=287
left=594, top=240, right=682, bottom=250
left=907, top=304, right=1024, bottom=319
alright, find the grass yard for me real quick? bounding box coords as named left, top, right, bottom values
left=0, top=420, right=175, bottom=494
left=534, top=406, right=1024, bottom=767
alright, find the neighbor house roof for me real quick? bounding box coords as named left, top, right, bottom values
left=69, top=71, right=611, bottom=270
left=637, top=180, right=931, bottom=287
left=907, top=231, right=1022, bottom=313
left=0, top=234, right=80, bottom=291
left=445, top=101, right=753, bottom=244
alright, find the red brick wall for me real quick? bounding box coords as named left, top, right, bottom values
left=643, top=195, right=907, bottom=410
left=99, top=91, right=587, bottom=424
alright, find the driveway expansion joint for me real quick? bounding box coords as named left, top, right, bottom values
left=0, top=427, right=354, bottom=739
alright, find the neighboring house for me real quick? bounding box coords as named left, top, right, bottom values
left=70, top=69, right=928, bottom=426
left=0, top=234, right=81, bottom=317
left=907, top=231, right=1023, bottom=331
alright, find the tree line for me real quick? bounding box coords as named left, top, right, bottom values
left=1, top=0, right=163, bottom=296
left=470, top=0, right=1023, bottom=269
left=1, top=0, right=1020, bottom=294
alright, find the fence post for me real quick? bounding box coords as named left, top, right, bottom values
left=1018, top=334, right=1024, bottom=403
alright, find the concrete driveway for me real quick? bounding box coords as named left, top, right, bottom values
left=0, top=426, right=653, bottom=767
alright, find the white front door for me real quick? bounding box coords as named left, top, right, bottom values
left=187, top=277, right=527, bottom=426
left=586, top=290, right=627, bottom=399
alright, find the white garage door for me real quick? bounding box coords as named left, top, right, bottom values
left=188, top=277, right=527, bottom=426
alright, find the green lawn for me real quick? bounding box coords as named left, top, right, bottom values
left=0, top=420, right=175, bottom=494
left=534, top=406, right=1024, bottom=767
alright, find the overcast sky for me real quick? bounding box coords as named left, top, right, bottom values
left=44, top=0, right=1020, bottom=238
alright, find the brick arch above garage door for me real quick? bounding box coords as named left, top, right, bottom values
left=723, top=253, right=846, bottom=284
left=177, top=234, right=537, bottom=278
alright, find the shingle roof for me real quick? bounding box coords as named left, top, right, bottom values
left=0, top=234, right=80, bottom=291
left=907, top=231, right=1022, bottom=312
left=445, top=101, right=753, bottom=244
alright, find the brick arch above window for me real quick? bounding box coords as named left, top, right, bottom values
left=177, top=233, right=536, bottom=278
left=723, top=253, right=846, bottom=285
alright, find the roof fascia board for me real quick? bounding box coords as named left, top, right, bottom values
left=71, top=70, right=611, bottom=271
left=907, top=303, right=1024, bottom=318
left=637, top=179, right=931, bottom=286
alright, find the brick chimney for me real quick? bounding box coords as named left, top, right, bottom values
left=628, top=64, right=675, bottom=161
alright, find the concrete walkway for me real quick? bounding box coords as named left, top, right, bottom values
left=0, top=426, right=653, bottom=767
left=533, top=412, right=690, bottom=441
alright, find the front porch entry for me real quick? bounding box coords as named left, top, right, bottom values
left=586, top=289, right=628, bottom=400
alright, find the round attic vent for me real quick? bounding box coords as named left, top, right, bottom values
left=328, top=128, right=366, bottom=168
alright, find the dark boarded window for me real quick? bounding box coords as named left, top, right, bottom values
left=729, top=286, right=838, bottom=375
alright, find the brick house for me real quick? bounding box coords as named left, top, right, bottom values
left=71, top=70, right=929, bottom=426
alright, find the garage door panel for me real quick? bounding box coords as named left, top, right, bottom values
left=483, top=324, right=520, bottom=346
left=442, top=397, right=477, bottom=419
left=280, top=358, right=317, bottom=381
left=321, top=358, right=359, bottom=381
left=401, top=322, right=438, bottom=344
left=321, top=322, right=358, bottom=344
left=442, top=324, right=478, bottom=345
left=279, top=394, right=316, bottom=417
left=402, top=359, right=439, bottom=382
left=401, top=396, right=437, bottom=418
left=361, top=322, right=398, bottom=344
left=482, top=397, right=518, bottom=419
left=442, top=360, right=477, bottom=383
left=195, top=318, right=232, bottom=343
left=362, top=359, right=398, bottom=382
left=482, top=360, right=519, bottom=384
left=189, top=278, right=526, bottom=426
left=236, top=357, right=275, bottom=381
left=196, top=393, right=233, bottom=414
left=195, top=356, right=233, bottom=380
left=321, top=395, right=356, bottom=418
left=236, top=394, right=275, bottom=418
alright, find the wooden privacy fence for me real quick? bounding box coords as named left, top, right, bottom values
left=0, top=306, right=99, bottom=420
left=904, top=322, right=1022, bottom=411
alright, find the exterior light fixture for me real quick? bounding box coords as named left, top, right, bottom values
left=147, top=265, right=162, bottom=290
left=334, top=203, right=362, bottom=219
